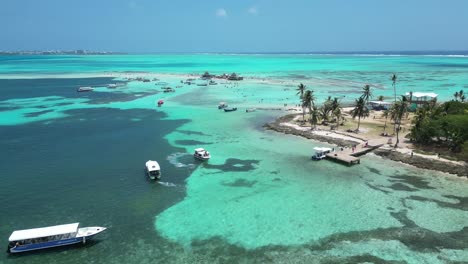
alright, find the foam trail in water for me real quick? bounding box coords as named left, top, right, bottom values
left=157, top=181, right=177, bottom=187
left=167, top=152, right=195, bottom=169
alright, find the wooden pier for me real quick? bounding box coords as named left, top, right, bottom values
left=325, top=142, right=383, bottom=166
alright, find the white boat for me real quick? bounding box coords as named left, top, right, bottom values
left=194, top=148, right=211, bottom=161
left=107, top=84, right=117, bottom=88
left=7, top=223, right=106, bottom=253
left=311, top=147, right=332, bottom=160
left=145, top=160, right=161, bottom=180
left=218, top=102, right=228, bottom=109
left=77, top=86, right=93, bottom=92
left=246, top=108, right=256, bottom=112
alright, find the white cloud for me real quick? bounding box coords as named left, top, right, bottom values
left=216, top=8, right=227, bottom=17
left=247, top=7, right=258, bottom=15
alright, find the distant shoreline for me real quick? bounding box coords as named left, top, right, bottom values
left=1, top=51, right=468, bottom=56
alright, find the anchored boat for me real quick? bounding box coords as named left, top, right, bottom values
left=311, top=147, right=332, bottom=160
left=224, top=107, right=237, bottom=112
left=77, top=86, right=93, bottom=92
left=7, top=223, right=106, bottom=253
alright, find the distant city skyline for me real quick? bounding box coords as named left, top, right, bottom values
left=1, top=0, right=467, bottom=53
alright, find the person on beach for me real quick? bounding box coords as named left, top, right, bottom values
left=411, top=151, right=414, bottom=157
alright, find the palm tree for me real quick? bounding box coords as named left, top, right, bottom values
left=382, top=109, right=389, bottom=132
left=296, top=83, right=306, bottom=99
left=391, top=74, right=397, bottom=132
left=332, top=107, right=343, bottom=130
left=310, top=106, right=320, bottom=130
left=377, top=95, right=384, bottom=101
left=361, top=84, right=373, bottom=103
left=350, top=97, right=369, bottom=131
left=296, top=83, right=307, bottom=121
left=459, top=90, right=465, bottom=102
left=391, top=74, right=397, bottom=103
left=454, top=91, right=459, bottom=101
left=302, top=89, right=315, bottom=117
left=389, top=96, right=409, bottom=148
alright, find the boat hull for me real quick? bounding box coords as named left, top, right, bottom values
left=8, top=234, right=100, bottom=253
left=194, top=154, right=210, bottom=161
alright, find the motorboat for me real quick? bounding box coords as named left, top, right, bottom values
left=246, top=108, right=256, bottom=112
left=311, top=147, right=332, bottom=160
left=218, top=102, right=228, bottom=109
left=224, top=107, right=237, bottom=112
left=209, top=80, right=217, bottom=85
left=162, top=87, right=175, bottom=93
left=145, top=160, right=161, bottom=180
left=77, top=86, right=93, bottom=92
left=107, top=84, right=117, bottom=88
left=194, top=148, right=211, bottom=161
left=197, top=83, right=208, bottom=86
left=7, top=223, right=106, bottom=253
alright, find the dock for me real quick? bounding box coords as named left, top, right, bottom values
left=325, top=142, right=383, bottom=166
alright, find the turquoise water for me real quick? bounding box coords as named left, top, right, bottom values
left=0, top=54, right=467, bottom=263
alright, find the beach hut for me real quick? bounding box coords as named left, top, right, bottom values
left=228, top=73, right=243, bottom=81
left=405, top=92, right=438, bottom=109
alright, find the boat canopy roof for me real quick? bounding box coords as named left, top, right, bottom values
left=368, top=101, right=392, bottom=105
left=9, top=223, right=79, bottom=242
left=406, top=92, right=438, bottom=98
left=195, top=148, right=206, bottom=152
left=313, top=147, right=332, bottom=152
left=146, top=160, right=160, bottom=171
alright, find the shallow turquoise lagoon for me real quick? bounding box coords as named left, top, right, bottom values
left=0, top=54, right=467, bottom=263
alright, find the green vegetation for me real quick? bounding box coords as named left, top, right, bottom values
left=389, top=96, right=409, bottom=148
left=410, top=99, right=468, bottom=161
left=296, top=83, right=307, bottom=121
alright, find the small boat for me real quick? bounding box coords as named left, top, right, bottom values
left=143, top=79, right=151, bottom=83
left=197, top=83, right=208, bottom=86
left=209, top=80, right=217, bottom=85
left=162, top=87, right=175, bottom=93
left=145, top=160, right=161, bottom=180
left=218, top=102, right=228, bottom=109
left=224, top=107, right=237, bottom=112
left=7, top=223, right=106, bottom=253
left=157, top=100, right=164, bottom=107
left=194, top=148, right=211, bottom=161
left=311, top=147, right=332, bottom=160
left=107, top=84, right=117, bottom=88
left=77, top=87, right=93, bottom=92
left=246, top=108, right=256, bottom=112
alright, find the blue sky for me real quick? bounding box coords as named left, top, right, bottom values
left=1, top=0, right=467, bottom=52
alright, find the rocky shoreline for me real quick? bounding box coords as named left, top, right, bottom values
left=264, top=114, right=468, bottom=177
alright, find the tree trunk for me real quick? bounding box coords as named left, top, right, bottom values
left=357, top=116, right=361, bottom=131
left=394, top=122, right=401, bottom=148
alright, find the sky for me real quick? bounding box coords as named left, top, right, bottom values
left=0, top=0, right=467, bottom=52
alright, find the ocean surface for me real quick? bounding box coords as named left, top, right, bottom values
left=0, top=54, right=467, bottom=263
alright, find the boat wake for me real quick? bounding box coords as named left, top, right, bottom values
left=167, top=152, right=195, bottom=169
left=157, top=181, right=177, bottom=187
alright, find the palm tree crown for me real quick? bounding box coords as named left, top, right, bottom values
left=361, top=84, right=373, bottom=103
left=350, top=97, right=370, bottom=131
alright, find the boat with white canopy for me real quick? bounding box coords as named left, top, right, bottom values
left=7, top=223, right=106, bottom=253
left=145, top=160, right=161, bottom=180
left=311, top=147, right=332, bottom=160
left=194, top=148, right=211, bottom=161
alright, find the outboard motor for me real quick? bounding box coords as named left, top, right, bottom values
left=6, top=242, right=15, bottom=253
